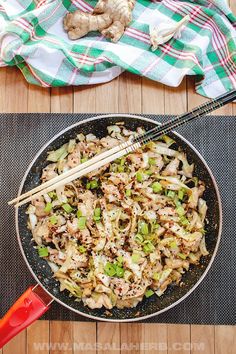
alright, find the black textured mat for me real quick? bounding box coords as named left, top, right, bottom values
left=0, top=113, right=235, bottom=325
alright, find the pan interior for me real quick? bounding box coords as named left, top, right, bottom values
left=17, top=115, right=221, bottom=321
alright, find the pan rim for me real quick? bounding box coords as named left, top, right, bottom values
left=15, top=113, right=222, bottom=322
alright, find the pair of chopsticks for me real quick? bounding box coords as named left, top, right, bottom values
left=9, top=89, right=236, bottom=208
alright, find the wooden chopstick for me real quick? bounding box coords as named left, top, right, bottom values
left=8, top=143, right=128, bottom=205
left=9, top=107, right=191, bottom=206
left=10, top=88, right=236, bottom=208
left=14, top=140, right=141, bottom=208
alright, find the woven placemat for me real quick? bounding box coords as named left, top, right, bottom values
left=0, top=113, right=235, bottom=325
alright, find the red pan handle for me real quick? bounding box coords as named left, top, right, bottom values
left=0, top=285, right=52, bottom=348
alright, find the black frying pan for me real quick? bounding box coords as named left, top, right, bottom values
left=0, top=114, right=222, bottom=346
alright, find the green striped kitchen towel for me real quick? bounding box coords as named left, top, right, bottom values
left=0, top=0, right=235, bottom=98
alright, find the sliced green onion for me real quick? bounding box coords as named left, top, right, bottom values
left=176, top=206, right=185, bottom=216
left=136, top=171, right=144, bottom=183
left=77, top=209, right=82, bottom=218
left=62, top=203, right=73, bottom=214
left=138, top=221, right=149, bottom=235
left=145, top=234, right=156, bottom=241
left=145, top=170, right=153, bottom=176
left=170, top=241, right=177, bottom=249
left=131, top=253, right=141, bottom=263
left=44, top=202, right=52, bottom=213
left=48, top=191, right=57, bottom=199
left=180, top=216, right=189, bottom=226
left=146, top=141, right=156, bottom=150
left=125, top=189, right=132, bottom=197
left=135, top=234, right=144, bottom=244
left=86, top=182, right=91, bottom=189
left=152, top=272, right=160, bottom=281
left=143, top=241, right=155, bottom=254
left=145, top=289, right=154, bottom=298
left=120, top=158, right=126, bottom=166
left=78, top=216, right=86, bottom=230
left=37, top=246, right=49, bottom=257
left=94, top=208, right=101, bottom=217
left=117, top=256, right=123, bottom=265
left=49, top=215, right=57, bottom=225
left=93, top=207, right=101, bottom=222
left=81, top=157, right=88, bottom=163
left=90, top=180, right=98, bottom=189
left=178, top=252, right=187, bottom=260
left=174, top=198, right=182, bottom=207
left=116, top=266, right=124, bottom=278
left=178, top=189, right=185, bottom=200
left=117, top=166, right=124, bottom=173
left=143, top=245, right=151, bottom=253
left=148, top=158, right=156, bottom=166
left=162, top=135, right=175, bottom=146
left=78, top=245, right=86, bottom=253
left=167, top=190, right=176, bottom=199
left=104, top=262, right=116, bottom=277
left=152, top=222, right=160, bottom=230
left=152, top=182, right=162, bottom=193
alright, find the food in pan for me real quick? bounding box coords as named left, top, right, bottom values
left=27, top=124, right=209, bottom=310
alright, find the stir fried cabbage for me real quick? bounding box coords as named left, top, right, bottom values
left=27, top=124, right=209, bottom=310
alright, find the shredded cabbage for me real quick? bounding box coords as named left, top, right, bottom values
left=27, top=127, right=208, bottom=310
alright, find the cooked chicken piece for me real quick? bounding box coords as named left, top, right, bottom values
left=41, top=163, right=58, bottom=182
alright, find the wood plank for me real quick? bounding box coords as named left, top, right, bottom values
left=165, top=78, right=187, bottom=114
left=119, top=72, right=142, bottom=114
left=0, top=67, right=6, bottom=112
left=120, top=323, right=141, bottom=354
left=27, top=321, right=50, bottom=354
left=49, top=321, right=73, bottom=354
left=4, top=66, right=28, bottom=113
left=2, top=330, right=26, bottom=354
left=191, top=325, right=214, bottom=354
left=187, top=77, right=210, bottom=111
left=142, top=78, right=165, bottom=115
left=167, top=324, right=190, bottom=354
left=28, top=86, right=51, bottom=113
left=213, top=101, right=233, bottom=116
left=51, top=87, right=73, bottom=113
left=215, top=326, right=236, bottom=354
left=228, top=0, right=236, bottom=118
left=73, top=322, right=96, bottom=354
left=74, top=85, right=96, bottom=113
left=97, top=323, right=120, bottom=354
left=140, top=323, right=168, bottom=354
left=95, top=79, right=119, bottom=113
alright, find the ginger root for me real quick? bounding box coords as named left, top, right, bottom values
left=64, top=0, right=136, bottom=43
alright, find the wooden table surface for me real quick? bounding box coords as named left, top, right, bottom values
left=1, top=2, right=235, bottom=351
